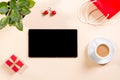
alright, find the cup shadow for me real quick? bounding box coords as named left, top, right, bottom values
left=83, top=45, right=106, bottom=70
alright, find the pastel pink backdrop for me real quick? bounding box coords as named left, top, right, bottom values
left=0, top=0, right=120, bottom=80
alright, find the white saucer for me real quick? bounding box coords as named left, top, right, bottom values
left=88, top=38, right=115, bottom=64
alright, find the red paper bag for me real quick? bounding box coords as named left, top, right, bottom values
left=91, top=0, right=120, bottom=19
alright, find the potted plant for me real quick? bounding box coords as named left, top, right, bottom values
left=0, top=0, right=35, bottom=31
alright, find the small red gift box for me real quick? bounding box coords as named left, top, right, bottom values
left=91, top=0, right=120, bottom=19
left=5, top=54, right=24, bottom=72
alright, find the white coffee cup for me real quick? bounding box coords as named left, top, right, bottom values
left=95, top=44, right=110, bottom=59
left=88, top=38, right=115, bottom=64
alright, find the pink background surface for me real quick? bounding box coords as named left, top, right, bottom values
left=0, top=0, right=120, bottom=80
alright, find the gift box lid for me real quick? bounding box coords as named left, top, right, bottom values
left=5, top=54, right=24, bottom=72
left=91, top=0, right=120, bottom=19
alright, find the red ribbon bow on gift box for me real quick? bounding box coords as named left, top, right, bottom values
left=91, top=0, right=120, bottom=19
left=5, top=54, right=24, bottom=72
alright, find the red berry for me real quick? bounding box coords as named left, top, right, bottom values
left=43, top=10, right=49, bottom=15
left=51, top=10, right=56, bottom=15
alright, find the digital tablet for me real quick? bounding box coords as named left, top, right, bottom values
left=29, top=29, right=77, bottom=58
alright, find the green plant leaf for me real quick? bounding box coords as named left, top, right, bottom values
left=0, top=16, right=9, bottom=29
left=0, top=2, right=8, bottom=14
left=20, top=7, right=31, bottom=15
left=28, top=0, right=35, bottom=8
left=17, top=0, right=28, bottom=7
left=10, top=0, right=16, bottom=9
left=10, top=0, right=20, bottom=11
left=9, top=19, right=15, bottom=26
left=15, top=20, right=23, bottom=31
left=10, top=10, right=21, bottom=22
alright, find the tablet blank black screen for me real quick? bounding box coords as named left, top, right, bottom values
left=29, top=29, right=77, bottom=57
